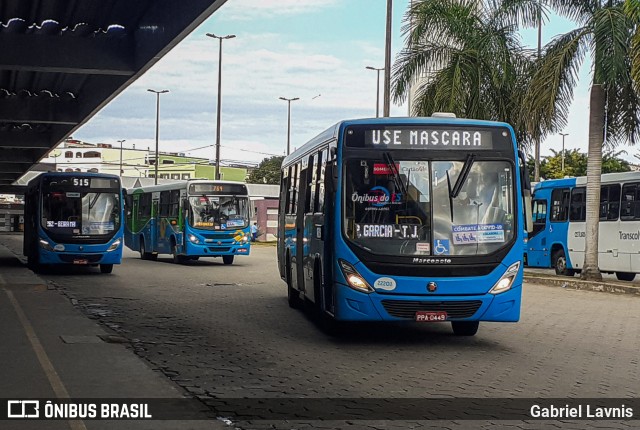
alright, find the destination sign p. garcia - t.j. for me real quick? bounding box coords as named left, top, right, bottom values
left=345, top=125, right=512, bottom=150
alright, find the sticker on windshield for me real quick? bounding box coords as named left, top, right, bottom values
left=416, top=242, right=430, bottom=253
left=452, top=224, right=505, bottom=244
left=434, top=239, right=450, bottom=255
left=356, top=223, right=419, bottom=239
left=226, top=219, right=244, bottom=228
left=352, top=186, right=402, bottom=208
left=373, top=163, right=399, bottom=175
left=89, top=222, right=114, bottom=231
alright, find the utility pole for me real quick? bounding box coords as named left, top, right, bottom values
left=206, top=33, right=236, bottom=180
left=117, top=139, right=125, bottom=177
left=383, top=0, right=392, bottom=117
left=147, top=89, right=169, bottom=185
left=279, top=97, right=299, bottom=155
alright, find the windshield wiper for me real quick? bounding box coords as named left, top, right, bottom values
left=450, top=153, right=476, bottom=199
left=446, top=170, right=454, bottom=222
left=383, top=152, right=408, bottom=196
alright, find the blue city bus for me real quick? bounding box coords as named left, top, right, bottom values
left=23, top=172, right=124, bottom=273
left=124, top=180, right=251, bottom=264
left=277, top=115, right=532, bottom=336
left=525, top=172, right=640, bottom=281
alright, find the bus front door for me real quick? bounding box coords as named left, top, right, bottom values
left=527, top=198, right=549, bottom=267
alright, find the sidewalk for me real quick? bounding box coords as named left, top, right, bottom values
left=0, top=240, right=225, bottom=430
left=524, top=268, right=640, bottom=296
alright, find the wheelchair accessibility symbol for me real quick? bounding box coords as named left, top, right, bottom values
left=434, top=239, right=450, bottom=255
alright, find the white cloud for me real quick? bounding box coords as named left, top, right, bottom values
left=219, top=0, right=339, bottom=20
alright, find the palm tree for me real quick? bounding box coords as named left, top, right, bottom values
left=392, top=0, right=543, bottom=149
left=525, top=0, right=640, bottom=280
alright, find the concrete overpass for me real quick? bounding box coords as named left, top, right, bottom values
left=0, top=0, right=227, bottom=193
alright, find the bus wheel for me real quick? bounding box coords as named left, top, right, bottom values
left=552, top=249, right=575, bottom=276
left=616, top=272, right=636, bottom=282
left=451, top=321, right=479, bottom=336
left=100, top=264, right=113, bottom=274
left=172, top=244, right=186, bottom=264
left=222, top=255, right=234, bottom=265
left=140, top=239, right=149, bottom=260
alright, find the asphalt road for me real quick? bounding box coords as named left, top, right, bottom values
left=2, top=234, right=639, bottom=429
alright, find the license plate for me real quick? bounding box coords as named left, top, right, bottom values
left=73, top=259, right=88, bottom=265
left=415, top=311, right=447, bottom=322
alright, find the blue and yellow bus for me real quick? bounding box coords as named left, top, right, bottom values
left=23, top=172, right=124, bottom=273
left=277, top=115, right=532, bottom=336
left=525, top=172, right=640, bottom=281
left=124, top=180, right=251, bottom=264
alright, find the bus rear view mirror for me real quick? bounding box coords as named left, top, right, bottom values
left=523, top=189, right=533, bottom=233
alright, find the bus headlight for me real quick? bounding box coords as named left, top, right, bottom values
left=39, top=239, right=54, bottom=252
left=107, top=238, right=121, bottom=252
left=242, top=235, right=249, bottom=243
left=489, top=261, right=521, bottom=295
left=338, top=259, right=373, bottom=293
left=188, top=234, right=200, bottom=244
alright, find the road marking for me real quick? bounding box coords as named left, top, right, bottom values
left=3, top=280, right=87, bottom=430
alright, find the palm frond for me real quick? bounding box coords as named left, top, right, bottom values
left=522, top=27, right=590, bottom=137
left=544, top=0, right=599, bottom=24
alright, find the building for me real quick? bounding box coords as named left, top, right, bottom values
left=43, top=138, right=250, bottom=181
left=246, top=184, right=279, bottom=242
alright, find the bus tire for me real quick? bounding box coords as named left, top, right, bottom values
left=286, top=258, right=301, bottom=309
left=616, top=272, right=636, bottom=282
left=222, top=255, right=234, bottom=265
left=172, top=243, right=187, bottom=264
left=140, top=238, right=149, bottom=260
left=451, top=321, right=479, bottom=336
left=100, top=264, right=113, bottom=274
left=552, top=249, right=575, bottom=276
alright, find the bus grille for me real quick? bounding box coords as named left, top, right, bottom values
left=208, top=247, right=231, bottom=253
left=59, top=254, right=102, bottom=264
left=381, top=300, right=482, bottom=319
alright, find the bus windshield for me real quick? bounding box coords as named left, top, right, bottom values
left=42, top=191, right=121, bottom=236
left=344, top=158, right=515, bottom=256
left=189, top=195, right=249, bottom=230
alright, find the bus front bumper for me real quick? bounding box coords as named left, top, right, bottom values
left=334, top=283, right=522, bottom=322
left=39, top=248, right=122, bottom=265
left=184, top=241, right=251, bottom=257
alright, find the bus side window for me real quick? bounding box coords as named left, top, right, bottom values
left=600, top=184, right=620, bottom=221
left=305, top=154, right=315, bottom=214
left=281, top=168, right=290, bottom=215
left=159, top=191, right=169, bottom=217
left=621, top=183, right=640, bottom=220
left=569, top=187, right=586, bottom=221
left=531, top=199, right=547, bottom=236
left=317, top=149, right=327, bottom=213
left=550, top=188, right=569, bottom=222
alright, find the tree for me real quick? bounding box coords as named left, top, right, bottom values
left=247, top=156, right=284, bottom=185
left=524, top=1, right=640, bottom=280
left=392, top=0, right=542, bottom=149
left=527, top=149, right=630, bottom=181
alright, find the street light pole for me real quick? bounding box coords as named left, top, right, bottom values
left=366, top=66, right=384, bottom=117
left=147, top=89, right=169, bottom=185
left=383, top=0, right=393, bottom=117
left=117, top=139, right=125, bottom=177
left=534, top=0, right=543, bottom=182
left=279, top=97, right=299, bottom=155
left=206, top=33, right=236, bottom=180
left=560, top=132, right=569, bottom=176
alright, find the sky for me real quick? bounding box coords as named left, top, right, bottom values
left=70, top=0, right=631, bottom=167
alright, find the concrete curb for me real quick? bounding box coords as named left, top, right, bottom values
left=524, top=273, right=640, bottom=296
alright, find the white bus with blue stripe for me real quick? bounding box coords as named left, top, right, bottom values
left=526, top=172, right=640, bottom=281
